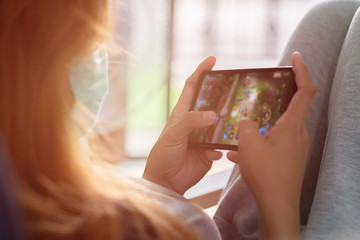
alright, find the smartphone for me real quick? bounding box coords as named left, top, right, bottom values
left=188, top=67, right=297, bottom=150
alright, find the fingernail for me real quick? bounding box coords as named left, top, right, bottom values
left=203, top=111, right=216, bottom=122
left=295, top=52, right=304, bottom=63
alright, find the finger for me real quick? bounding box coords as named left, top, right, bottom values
left=170, top=56, right=216, bottom=119
left=227, top=151, right=239, bottom=164
left=167, top=111, right=216, bottom=140
left=194, top=149, right=217, bottom=170
left=205, top=149, right=223, bottom=161
left=237, top=119, right=262, bottom=150
left=282, top=52, right=316, bottom=125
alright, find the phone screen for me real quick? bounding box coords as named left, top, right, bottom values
left=188, top=67, right=297, bottom=150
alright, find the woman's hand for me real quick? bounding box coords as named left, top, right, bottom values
left=143, top=57, right=222, bottom=195
left=227, top=52, right=316, bottom=240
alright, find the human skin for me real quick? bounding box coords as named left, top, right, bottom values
left=227, top=52, right=316, bottom=240
left=143, top=56, right=222, bottom=195
left=144, top=52, right=316, bottom=239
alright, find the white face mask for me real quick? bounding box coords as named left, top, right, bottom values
left=69, top=46, right=109, bottom=135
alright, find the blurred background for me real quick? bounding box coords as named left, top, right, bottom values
left=95, top=0, right=325, bottom=164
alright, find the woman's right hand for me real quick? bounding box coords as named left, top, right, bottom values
left=227, top=52, right=316, bottom=240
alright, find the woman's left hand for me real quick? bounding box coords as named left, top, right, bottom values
left=143, top=56, right=222, bottom=195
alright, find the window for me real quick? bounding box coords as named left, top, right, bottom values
left=97, top=0, right=324, bottom=161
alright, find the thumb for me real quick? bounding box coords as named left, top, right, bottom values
left=167, top=111, right=216, bottom=140
left=237, top=118, right=262, bottom=151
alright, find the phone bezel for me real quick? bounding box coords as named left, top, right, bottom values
left=188, top=66, right=297, bottom=151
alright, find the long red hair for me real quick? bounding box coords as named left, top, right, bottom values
left=0, top=1, right=198, bottom=239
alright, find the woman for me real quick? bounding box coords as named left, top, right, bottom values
left=0, top=1, right=315, bottom=239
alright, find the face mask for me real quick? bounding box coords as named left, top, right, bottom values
left=69, top=46, right=109, bottom=134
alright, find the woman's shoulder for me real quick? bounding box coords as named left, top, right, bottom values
left=130, top=177, right=222, bottom=240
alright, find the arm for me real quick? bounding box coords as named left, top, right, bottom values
left=228, top=52, right=316, bottom=240
left=143, top=56, right=223, bottom=195
left=257, top=197, right=300, bottom=240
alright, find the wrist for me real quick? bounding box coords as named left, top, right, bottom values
left=257, top=197, right=300, bottom=240
left=142, top=173, right=183, bottom=195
